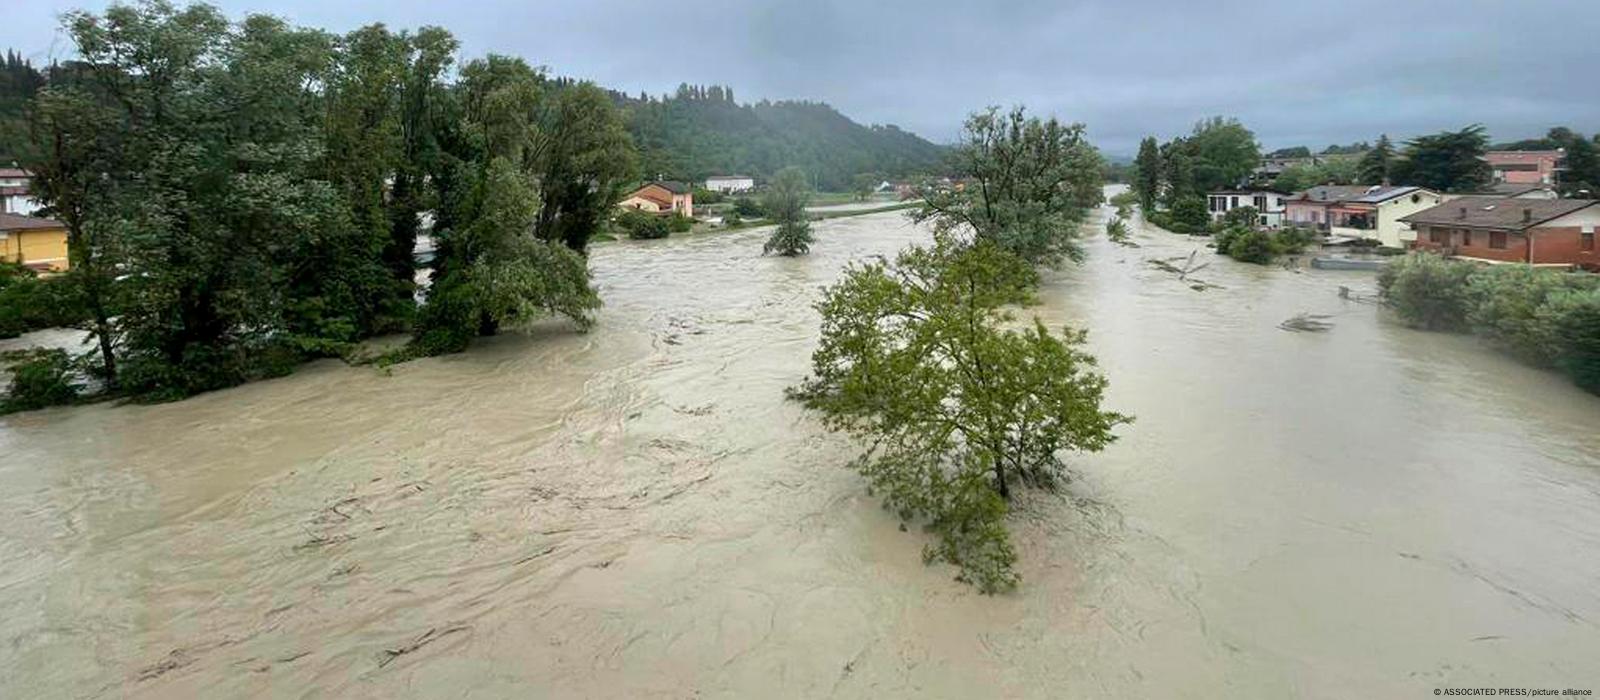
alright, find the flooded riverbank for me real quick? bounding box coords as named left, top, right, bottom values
left=2, top=189, right=1597, bottom=697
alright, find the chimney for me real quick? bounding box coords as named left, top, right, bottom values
left=1522, top=208, right=1533, bottom=223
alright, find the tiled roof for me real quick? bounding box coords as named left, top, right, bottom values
left=1398, top=197, right=1597, bottom=231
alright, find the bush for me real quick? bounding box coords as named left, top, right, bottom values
left=1378, top=253, right=1477, bottom=331
left=1220, top=205, right=1259, bottom=231
left=691, top=187, right=724, bottom=205
left=722, top=210, right=743, bottom=227
left=0, top=265, right=87, bottom=338
left=1147, top=196, right=1209, bottom=234
left=666, top=212, right=693, bottom=233
left=1464, top=265, right=1593, bottom=365
left=1, top=349, right=81, bottom=414
left=1224, top=228, right=1275, bottom=264
left=1271, top=226, right=1317, bottom=255
left=615, top=208, right=669, bottom=240
left=733, top=197, right=765, bottom=218
left=1549, top=287, right=1600, bottom=393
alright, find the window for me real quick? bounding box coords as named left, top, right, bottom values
left=1253, top=195, right=1267, bottom=210
left=1208, top=196, right=1221, bottom=212
left=1584, top=232, right=1595, bottom=251
left=1430, top=228, right=1446, bottom=244
left=1489, top=231, right=1508, bottom=249
left=1231, top=196, right=1239, bottom=208
left=1460, top=230, right=1472, bottom=247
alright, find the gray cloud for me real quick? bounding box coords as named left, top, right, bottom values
left=5, top=0, right=1598, bottom=155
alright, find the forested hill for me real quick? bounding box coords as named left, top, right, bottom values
left=0, top=51, right=43, bottom=164
left=607, top=83, right=947, bottom=191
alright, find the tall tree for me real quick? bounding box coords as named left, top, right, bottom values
left=1560, top=135, right=1599, bottom=198
left=1187, top=116, right=1259, bottom=191
left=531, top=82, right=637, bottom=252
left=1390, top=125, right=1492, bottom=193
left=1359, top=134, right=1394, bottom=184
left=763, top=166, right=812, bottom=256
left=1132, top=136, right=1161, bottom=212
left=913, top=107, right=1103, bottom=267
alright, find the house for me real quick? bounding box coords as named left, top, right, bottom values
left=619, top=181, right=694, bottom=216
left=0, top=168, right=43, bottom=216
left=1484, top=150, right=1563, bottom=185
left=1284, top=185, right=1444, bottom=247
left=1400, top=197, right=1600, bottom=270
left=703, top=175, right=754, bottom=194
left=0, top=213, right=70, bottom=272
left=1205, top=188, right=1288, bottom=227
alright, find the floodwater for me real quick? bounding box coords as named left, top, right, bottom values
left=2, top=187, right=1598, bottom=698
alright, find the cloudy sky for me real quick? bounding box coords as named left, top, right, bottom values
left=5, top=0, right=1598, bottom=156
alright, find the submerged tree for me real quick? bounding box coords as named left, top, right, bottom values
left=790, top=235, right=1127, bottom=592
left=1132, top=136, right=1162, bottom=212
left=763, top=166, right=813, bottom=256
left=914, top=107, right=1103, bottom=267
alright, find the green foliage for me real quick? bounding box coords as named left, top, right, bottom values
left=763, top=166, right=812, bottom=256
left=1550, top=288, right=1600, bottom=392
left=1359, top=135, right=1395, bottom=185
left=616, top=208, right=668, bottom=239
left=666, top=211, right=693, bottom=233
left=721, top=210, right=743, bottom=227
left=913, top=107, right=1103, bottom=266
left=1223, top=228, right=1274, bottom=264
left=692, top=187, right=724, bottom=204
left=1185, top=116, right=1261, bottom=193
left=1272, top=226, right=1317, bottom=255
left=0, top=265, right=86, bottom=338
left=1381, top=254, right=1600, bottom=394
left=790, top=235, right=1127, bottom=592
left=531, top=81, right=639, bottom=251
left=1273, top=156, right=1361, bottom=192
left=0, top=349, right=80, bottom=414
left=1149, top=195, right=1209, bottom=234
left=619, top=85, right=943, bottom=191
left=1132, top=137, right=1161, bottom=211
left=1464, top=265, right=1600, bottom=365
left=1267, top=146, right=1312, bottom=158
left=1377, top=253, right=1482, bottom=331
left=1390, top=125, right=1492, bottom=193
left=0, top=50, right=44, bottom=163
left=1105, top=217, right=1131, bottom=244
left=414, top=158, right=600, bottom=355
left=1220, top=205, right=1259, bottom=231
left=733, top=196, right=765, bottom=218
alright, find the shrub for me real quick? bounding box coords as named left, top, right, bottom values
left=691, top=187, right=724, bottom=205
left=1548, top=287, right=1600, bottom=393
left=733, top=197, right=765, bottom=218
left=666, top=212, right=694, bottom=233
left=616, top=208, right=669, bottom=240
left=0, top=265, right=87, bottom=338
left=722, top=210, right=743, bottom=227
left=1, top=349, right=81, bottom=414
left=1168, top=196, right=1210, bottom=233
left=1464, top=265, right=1591, bottom=365
left=1224, top=228, right=1275, bottom=264
left=1377, top=253, right=1476, bottom=331
left=1220, top=205, right=1259, bottom=231
left=1271, top=226, right=1318, bottom=255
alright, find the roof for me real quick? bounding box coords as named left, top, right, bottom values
left=1209, top=188, right=1289, bottom=196
left=1398, top=197, right=1598, bottom=231
left=0, top=186, right=31, bottom=197
left=1484, top=150, right=1563, bottom=160
left=0, top=213, right=65, bottom=232
left=1473, top=182, right=1556, bottom=196
left=704, top=174, right=753, bottom=181
left=1342, top=185, right=1427, bottom=204
left=652, top=180, right=691, bottom=194
left=0, top=168, right=31, bottom=179
left=1289, top=185, right=1376, bottom=203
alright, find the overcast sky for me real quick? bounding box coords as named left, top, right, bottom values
left=5, top=0, right=1598, bottom=156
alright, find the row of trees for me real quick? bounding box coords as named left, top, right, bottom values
left=22, top=1, right=634, bottom=401
left=1131, top=116, right=1260, bottom=212
left=792, top=107, right=1127, bottom=592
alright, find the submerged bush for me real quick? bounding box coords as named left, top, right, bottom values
left=616, top=208, right=669, bottom=240
left=1224, top=228, right=1274, bottom=263
left=1378, top=253, right=1476, bottom=331
left=1, top=349, right=81, bottom=414
left=1465, top=265, right=1595, bottom=365
left=1549, top=288, right=1600, bottom=393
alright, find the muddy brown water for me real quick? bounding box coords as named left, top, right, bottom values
left=2, top=187, right=1598, bottom=698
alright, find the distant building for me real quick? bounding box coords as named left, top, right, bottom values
left=0, top=168, right=43, bottom=216
left=1471, top=182, right=1560, bottom=200
left=1284, top=185, right=1443, bottom=247
left=1484, top=150, right=1563, bottom=185
left=1401, top=197, right=1599, bottom=270
left=0, top=213, right=70, bottom=272
left=619, top=181, right=694, bottom=216
left=703, top=175, right=754, bottom=194
left=1206, top=189, right=1288, bottom=227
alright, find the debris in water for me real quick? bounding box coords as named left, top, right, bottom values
left=1279, top=313, right=1334, bottom=332
left=1147, top=250, right=1222, bottom=290
left=378, top=625, right=471, bottom=668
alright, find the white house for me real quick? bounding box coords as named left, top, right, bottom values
left=0, top=168, right=42, bottom=216
left=1206, top=189, right=1289, bottom=227
left=703, top=175, right=754, bottom=193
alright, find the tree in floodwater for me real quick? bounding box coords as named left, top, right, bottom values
left=413, top=158, right=600, bottom=355
left=763, top=166, right=813, bottom=256
left=790, top=235, right=1128, bottom=592
left=914, top=107, right=1104, bottom=267
left=1132, top=136, right=1162, bottom=212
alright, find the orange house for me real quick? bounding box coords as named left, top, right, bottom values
left=618, top=181, right=693, bottom=216
left=1400, top=197, right=1600, bottom=270
left=0, top=213, right=70, bottom=272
